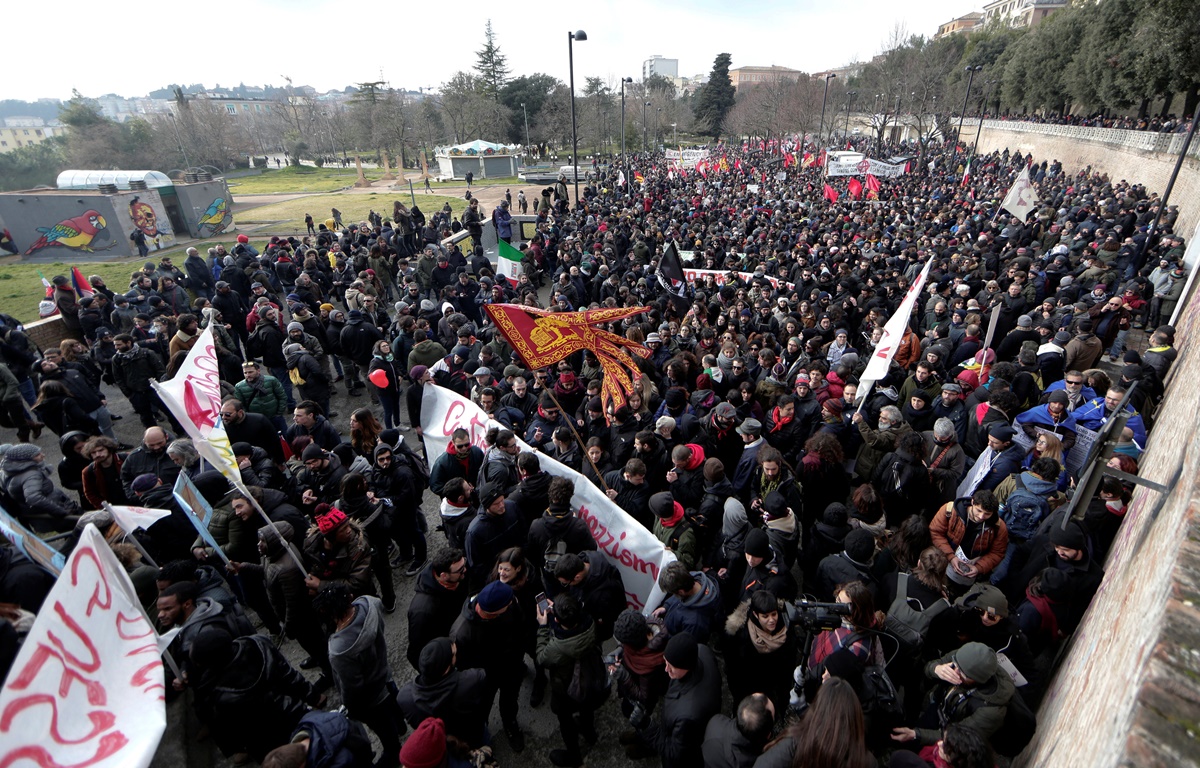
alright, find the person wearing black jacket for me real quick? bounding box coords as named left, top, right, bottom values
left=340, top=310, right=382, bottom=392
left=526, top=477, right=598, bottom=593
left=602, top=459, right=652, bottom=529
left=405, top=549, right=469, bottom=670
left=212, top=282, right=250, bottom=352
left=629, top=632, right=721, bottom=766
left=552, top=551, right=626, bottom=643
left=220, top=398, right=285, bottom=466
left=396, top=637, right=490, bottom=748
left=247, top=307, right=293, bottom=409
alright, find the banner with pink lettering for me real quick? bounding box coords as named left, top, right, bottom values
left=0, top=524, right=167, bottom=767
left=682, top=267, right=795, bottom=291
left=150, top=324, right=240, bottom=482
left=421, top=384, right=674, bottom=613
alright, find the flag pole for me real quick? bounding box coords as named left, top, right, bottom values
left=101, top=502, right=160, bottom=568
left=541, top=386, right=611, bottom=493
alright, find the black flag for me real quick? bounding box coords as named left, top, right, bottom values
left=657, top=241, right=691, bottom=314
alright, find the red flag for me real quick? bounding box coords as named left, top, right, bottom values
left=848, top=178, right=863, bottom=200
left=71, top=267, right=95, bottom=299
left=865, top=174, right=881, bottom=193
left=846, top=139, right=852, bottom=150
left=697, top=162, right=708, bottom=179
left=818, top=150, right=827, bottom=168
left=904, top=161, right=912, bottom=174
left=823, top=184, right=839, bottom=203
left=485, top=304, right=651, bottom=414
left=734, top=158, right=742, bottom=171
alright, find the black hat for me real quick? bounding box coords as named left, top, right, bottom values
left=744, top=528, right=772, bottom=559
left=301, top=444, right=325, bottom=461
left=663, top=632, right=699, bottom=670
left=844, top=529, right=876, bottom=563
left=649, top=492, right=677, bottom=519
left=763, top=491, right=789, bottom=520
left=1050, top=521, right=1086, bottom=551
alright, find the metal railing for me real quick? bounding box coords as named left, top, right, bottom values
left=959, top=118, right=1200, bottom=160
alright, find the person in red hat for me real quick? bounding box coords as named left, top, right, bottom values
left=399, top=717, right=449, bottom=768
left=301, top=505, right=375, bottom=598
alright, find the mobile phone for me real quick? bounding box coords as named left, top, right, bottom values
left=536, top=592, right=549, bottom=613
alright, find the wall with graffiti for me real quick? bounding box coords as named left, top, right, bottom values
left=174, top=180, right=235, bottom=238
left=113, top=190, right=175, bottom=252
left=0, top=195, right=126, bottom=259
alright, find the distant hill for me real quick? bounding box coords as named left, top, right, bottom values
left=0, top=100, right=62, bottom=121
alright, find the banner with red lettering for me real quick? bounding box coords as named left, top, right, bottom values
left=857, top=259, right=933, bottom=408
left=0, top=524, right=167, bottom=767
left=421, top=384, right=674, bottom=613
left=681, top=267, right=795, bottom=291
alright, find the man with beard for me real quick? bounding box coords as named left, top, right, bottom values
left=120, top=427, right=180, bottom=498
left=219, top=398, right=286, bottom=466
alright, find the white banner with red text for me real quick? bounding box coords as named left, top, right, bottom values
left=0, top=524, right=167, bottom=767
left=421, top=384, right=674, bottom=613
left=681, top=267, right=795, bottom=291
left=826, top=157, right=907, bottom=177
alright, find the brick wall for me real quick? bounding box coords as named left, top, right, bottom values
left=974, top=125, right=1200, bottom=238
left=24, top=315, right=68, bottom=351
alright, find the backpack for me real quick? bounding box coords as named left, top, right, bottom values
left=665, top=518, right=693, bottom=552
left=543, top=530, right=569, bottom=575
left=884, top=572, right=950, bottom=656
left=843, top=631, right=904, bottom=721
left=393, top=439, right=430, bottom=495
left=999, top=474, right=1050, bottom=542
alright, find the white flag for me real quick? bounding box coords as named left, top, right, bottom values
left=108, top=504, right=173, bottom=532
left=0, top=524, right=168, bottom=767
left=617, top=170, right=626, bottom=187
left=859, top=259, right=934, bottom=390
left=1000, top=165, right=1038, bottom=221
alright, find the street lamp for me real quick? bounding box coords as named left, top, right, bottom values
left=655, top=107, right=661, bottom=146
left=972, top=80, right=997, bottom=158
left=844, top=91, right=857, bottom=144
left=620, top=77, right=633, bottom=165
left=643, top=101, right=651, bottom=152
left=818, top=73, right=837, bottom=146
left=671, top=122, right=678, bottom=148
left=568, top=29, right=587, bottom=203
left=520, top=102, right=530, bottom=162
left=958, top=65, right=983, bottom=155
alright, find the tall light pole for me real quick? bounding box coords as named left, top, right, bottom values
left=520, top=102, right=530, bottom=162
left=671, top=122, right=678, bottom=148
left=568, top=29, right=587, bottom=204
left=958, top=65, right=983, bottom=155
left=655, top=107, right=661, bottom=146
left=643, top=101, right=651, bottom=152
left=817, top=73, right=837, bottom=146
left=972, top=80, right=996, bottom=158
left=844, top=91, right=857, bottom=144
left=620, top=77, right=633, bottom=164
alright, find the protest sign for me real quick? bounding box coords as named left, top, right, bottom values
left=173, top=472, right=229, bottom=563
left=682, top=267, right=795, bottom=291
left=826, top=157, right=907, bottom=178
left=0, top=524, right=167, bottom=767
left=0, top=503, right=66, bottom=576
left=421, top=384, right=674, bottom=612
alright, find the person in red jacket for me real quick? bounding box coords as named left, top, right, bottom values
left=929, top=489, right=1009, bottom=596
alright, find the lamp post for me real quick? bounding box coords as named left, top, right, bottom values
left=568, top=29, right=587, bottom=203
left=818, top=73, right=837, bottom=146
left=620, top=77, right=633, bottom=164
left=655, top=107, right=661, bottom=146
left=972, top=81, right=996, bottom=158
left=958, top=65, right=983, bottom=155
left=844, top=91, right=857, bottom=144
left=643, top=101, right=651, bottom=151
left=167, top=112, right=191, bottom=170
left=520, top=102, right=530, bottom=162
left=671, top=122, right=678, bottom=148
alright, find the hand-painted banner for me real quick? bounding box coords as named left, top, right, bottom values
left=421, top=384, right=674, bottom=613
left=0, top=524, right=167, bottom=767
left=0, top=503, right=66, bottom=576
left=173, top=473, right=230, bottom=564
left=681, top=267, right=795, bottom=291
left=826, top=158, right=907, bottom=177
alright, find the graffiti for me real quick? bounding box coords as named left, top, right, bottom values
left=196, top=197, right=231, bottom=236
left=128, top=197, right=160, bottom=238
left=23, top=209, right=116, bottom=256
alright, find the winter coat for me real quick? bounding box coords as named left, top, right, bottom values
left=286, top=346, right=331, bottom=404
left=248, top=321, right=288, bottom=368
left=855, top=420, right=912, bottom=482
left=288, top=711, right=373, bottom=768
left=1, top=454, right=80, bottom=522
left=328, top=596, right=393, bottom=710
left=451, top=594, right=527, bottom=677
left=405, top=564, right=469, bottom=669
left=723, top=597, right=799, bottom=711
left=233, top=375, right=288, bottom=419
left=33, top=394, right=98, bottom=438
left=406, top=339, right=448, bottom=371
left=428, top=442, right=484, bottom=497
left=301, top=524, right=375, bottom=597
left=929, top=499, right=1009, bottom=576
left=463, top=503, right=524, bottom=591
left=701, top=713, right=762, bottom=768
left=641, top=643, right=721, bottom=768
left=660, top=569, right=722, bottom=639
left=536, top=616, right=606, bottom=709
left=111, top=345, right=165, bottom=395
left=119, top=445, right=181, bottom=499
left=526, top=510, right=597, bottom=590
left=913, top=650, right=1016, bottom=746
left=558, top=551, right=627, bottom=640
left=396, top=665, right=490, bottom=747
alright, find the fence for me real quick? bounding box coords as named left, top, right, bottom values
left=959, top=119, right=1200, bottom=160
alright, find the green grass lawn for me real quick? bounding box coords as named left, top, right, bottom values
left=227, top=166, right=385, bottom=194
left=235, top=193, right=469, bottom=227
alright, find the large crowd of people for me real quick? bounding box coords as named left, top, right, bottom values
left=0, top=135, right=1189, bottom=768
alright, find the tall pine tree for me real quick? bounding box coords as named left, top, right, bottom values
left=474, top=20, right=510, bottom=101
left=694, top=53, right=736, bottom=140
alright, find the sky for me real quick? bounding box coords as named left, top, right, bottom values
left=5, top=0, right=984, bottom=102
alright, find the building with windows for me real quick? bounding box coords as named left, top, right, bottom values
left=729, top=65, right=803, bottom=93
left=0, top=118, right=67, bottom=154
left=981, top=0, right=1067, bottom=29
left=934, top=12, right=984, bottom=39
left=643, top=55, right=679, bottom=82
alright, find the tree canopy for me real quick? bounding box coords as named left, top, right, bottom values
left=693, top=53, right=736, bottom=140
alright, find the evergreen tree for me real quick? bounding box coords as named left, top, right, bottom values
left=694, top=53, right=736, bottom=139
left=474, top=20, right=510, bottom=101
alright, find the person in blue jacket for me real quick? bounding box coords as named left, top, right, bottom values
left=1014, top=390, right=1078, bottom=453
left=1073, top=386, right=1147, bottom=447
left=261, top=710, right=372, bottom=768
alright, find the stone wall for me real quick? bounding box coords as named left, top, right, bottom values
left=971, top=122, right=1200, bottom=239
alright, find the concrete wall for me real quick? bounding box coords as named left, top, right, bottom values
left=972, top=124, right=1200, bottom=238
left=0, top=189, right=179, bottom=259
left=173, top=180, right=234, bottom=239
left=1015, top=226, right=1200, bottom=767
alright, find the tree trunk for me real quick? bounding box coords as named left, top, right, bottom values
left=1138, top=98, right=1150, bottom=119
left=1184, top=85, right=1199, bottom=117
left=1157, top=93, right=1172, bottom=119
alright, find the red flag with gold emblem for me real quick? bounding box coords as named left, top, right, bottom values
left=484, top=304, right=651, bottom=414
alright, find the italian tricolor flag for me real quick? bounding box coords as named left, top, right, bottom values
left=497, top=239, right=524, bottom=286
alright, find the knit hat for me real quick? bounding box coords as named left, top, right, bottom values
left=656, top=415, right=676, bottom=431
left=320, top=303, right=334, bottom=312
left=316, top=507, right=348, bottom=535
left=478, top=481, right=506, bottom=509
left=795, top=371, right=811, bottom=385
left=301, top=443, right=325, bottom=461
left=663, top=388, right=686, bottom=408
left=613, top=609, right=650, bottom=648
left=409, top=365, right=428, bottom=381
left=588, top=396, right=604, bottom=413
left=1017, top=314, right=1033, bottom=328
left=131, top=473, right=158, bottom=493
left=231, top=442, right=254, bottom=457
left=287, top=321, right=303, bottom=333
left=762, top=491, right=789, bottom=520
left=346, top=309, right=363, bottom=323
left=256, top=305, right=273, bottom=319
left=1121, top=364, right=1142, bottom=381
left=744, top=528, right=772, bottom=559
left=911, top=389, right=931, bottom=404
left=1050, top=521, right=1087, bottom=551
left=823, top=398, right=845, bottom=416
left=236, top=234, right=250, bottom=244
left=4, top=444, right=41, bottom=462
left=1039, top=567, right=1072, bottom=600
left=1047, top=390, right=1069, bottom=405
left=702, top=457, right=724, bottom=482
left=954, top=642, right=998, bottom=683
left=649, top=492, right=677, bottom=519
left=476, top=580, right=514, bottom=613
left=399, top=717, right=447, bottom=768
left=418, top=638, right=454, bottom=680
left=452, top=345, right=471, bottom=359
left=663, top=632, right=699, bottom=670
left=283, top=343, right=305, bottom=357
left=843, top=529, right=876, bottom=563
left=987, top=423, right=1017, bottom=442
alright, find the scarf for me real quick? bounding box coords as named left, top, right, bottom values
left=623, top=645, right=665, bottom=676
left=747, top=619, right=788, bottom=654
left=1025, top=585, right=1061, bottom=640
left=659, top=500, right=686, bottom=528
left=768, top=406, right=792, bottom=433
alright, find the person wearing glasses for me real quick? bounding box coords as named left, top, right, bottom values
left=429, top=427, right=484, bottom=500
left=1039, top=369, right=1096, bottom=412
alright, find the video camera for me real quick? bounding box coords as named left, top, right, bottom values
left=790, top=599, right=852, bottom=633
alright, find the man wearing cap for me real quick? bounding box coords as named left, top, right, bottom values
left=463, top=481, right=523, bottom=592
left=1063, top=318, right=1104, bottom=372
left=695, top=401, right=743, bottom=475
left=890, top=641, right=1015, bottom=747
left=451, top=579, right=528, bottom=752
left=294, top=443, right=348, bottom=516
left=301, top=506, right=375, bottom=598
left=732, top=418, right=765, bottom=500
left=628, top=632, right=721, bottom=766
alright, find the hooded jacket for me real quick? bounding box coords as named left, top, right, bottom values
left=429, top=442, right=484, bottom=497
left=406, top=338, right=448, bottom=370
left=930, top=498, right=1009, bottom=576
left=329, top=595, right=393, bottom=710
left=668, top=443, right=707, bottom=509
left=288, top=711, right=373, bottom=768
left=661, top=570, right=722, bottom=639
left=642, top=643, right=722, bottom=768
left=2, top=451, right=79, bottom=522
left=526, top=507, right=597, bottom=588
left=396, top=654, right=489, bottom=747
left=405, top=563, right=468, bottom=669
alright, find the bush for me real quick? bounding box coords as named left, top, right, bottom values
left=314, top=157, right=325, bottom=168
left=252, top=156, right=268, bottom=169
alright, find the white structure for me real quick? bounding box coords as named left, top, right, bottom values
left=981, top=0, right=1068, bottom=29
left=434, top=140, right=520, bottom=180
left=643, top=55, right=679, bottom=81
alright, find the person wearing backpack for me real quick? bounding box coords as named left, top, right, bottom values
left=526, top=476, right=596, bottom=594
left=988, top=457, right=1060, bottom=585
left=929, top=490, right=1009, bottom=597
left=536, top=592, right=609, bottom=768
left=650, top=492, right=699, bottom=570
left=816, top=529, right=879, bottom=602
left=873, top=431, right=935, bottom=527
left=880, top=547, right=954, bottom=659
left=890, top=642, right=1016, bottom=752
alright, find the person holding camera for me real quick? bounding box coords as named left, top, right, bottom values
left=535, top=592, right=607, bottom=768
left=890, top=642, right=1015, bottom=748
left=625, top=632, right=720, bottom=765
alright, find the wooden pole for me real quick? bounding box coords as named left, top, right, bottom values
left=541, top=385, right=610, bottom=493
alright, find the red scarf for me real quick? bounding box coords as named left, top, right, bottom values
left=769, top=406, right=792, bottom=433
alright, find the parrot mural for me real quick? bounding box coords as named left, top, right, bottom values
left=196, top=197, right=231, bottom=235
left=23, top=209, right=112, bottom=255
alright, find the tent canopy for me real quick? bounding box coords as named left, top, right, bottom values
left=435, top=140, right=516, bottom=156
left=56, top=170, right=174, bottom=190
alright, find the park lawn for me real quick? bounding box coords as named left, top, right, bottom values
left=226, top=166, right=383, bottom=194
left=235, top=193, right=469, bottom=227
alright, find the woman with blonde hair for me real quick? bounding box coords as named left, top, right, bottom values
left=1021, top=431, right=1068, bottom=490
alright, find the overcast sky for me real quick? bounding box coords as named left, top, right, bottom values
left=7, top=0, right=983, bottom=102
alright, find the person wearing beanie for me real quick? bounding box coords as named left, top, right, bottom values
left=1014, top=388, right=1079, bottom=453
left=300, top=504, right=374, bottom=598
left=759, top=489, right=801, bottom=570
left=398, top=717, right=448, bottom=768
left=626, top=630, right=721, bottom=765
left=451, top=567, right=528, bottom=752
left=526, top=476, right=596, bottom=594
left=1063, top=316, right=1104, bottom=372
left=1003, top=519, right=1103, bottom=633
left=959, top=422, right=1026, bottom=497
left=261, top=710, right=373, bottom=768
left=815, top=528, right=879, bottom=602
left=891, top=641, right=1015, bottom=747
left=0, top=443, right=81, bottom=531
left=650, top=491, right=700, bottom=570
left=533, top=592, right=605, bottom=767
left=396, top=637, right=490, bottom=747
left=463, top=478, right=522, bottom=593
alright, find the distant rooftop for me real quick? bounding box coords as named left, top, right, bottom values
left=56, top=170, right=174, bottom=190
